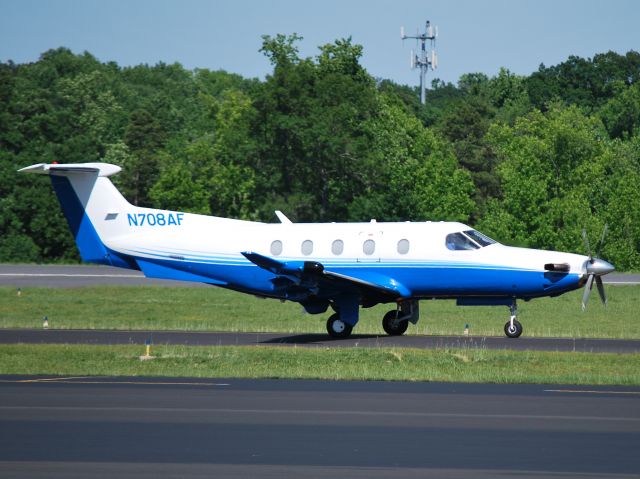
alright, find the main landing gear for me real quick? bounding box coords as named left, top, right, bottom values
left=326, top=300, right=419, bottom=339
left=326, top=313, right=353, bottom=339
left=504, top=300, right=523, bottom=338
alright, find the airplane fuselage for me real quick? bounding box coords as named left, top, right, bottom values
left=107, top=210, right=586, bottom=302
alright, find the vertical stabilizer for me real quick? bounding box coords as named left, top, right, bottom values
left=19, top=163, right=135, bottom=268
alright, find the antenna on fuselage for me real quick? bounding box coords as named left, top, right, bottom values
left=401, top=19, right=438, bottom=105
left=275, top=210, right=292, bottom=224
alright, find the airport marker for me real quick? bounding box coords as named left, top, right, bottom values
left=140, top=339, right=154, bottom=361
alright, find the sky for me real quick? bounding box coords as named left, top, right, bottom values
left=1, top=0, right=639, bottom=87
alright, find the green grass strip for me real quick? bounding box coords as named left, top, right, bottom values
left=2, top=285, right=639, bottom=338
left=1, top=344, right=639, bottom=386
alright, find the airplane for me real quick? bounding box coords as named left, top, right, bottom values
left=20, top=162, right=615, bottom=339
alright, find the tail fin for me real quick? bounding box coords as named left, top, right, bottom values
left=19, top=163, right=136, bottom=268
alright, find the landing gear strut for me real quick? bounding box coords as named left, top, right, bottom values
left=326, top=313, right=353, bottom=339
left=504, top=300, right=523, bottom=338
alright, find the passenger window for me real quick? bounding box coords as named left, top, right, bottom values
left=445, top=232, right=479, bottom=251
left=271, top=240, right=283, bottom=256
left=397, top=239, right=410, bottom=254
left=301, top=240, right=313, bottom=255
left=332, top=239, right=344, bottom=255
left=363, top=239, right=375, bottom=255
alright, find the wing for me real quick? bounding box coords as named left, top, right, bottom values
left=241, top=251, right=410, bottom=304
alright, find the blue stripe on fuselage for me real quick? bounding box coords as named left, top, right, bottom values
left=121, top=252, right=582, bottom=301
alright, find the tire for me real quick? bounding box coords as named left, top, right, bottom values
left=382, top=310, right=409, bottom=336
left=326, top=313, right=353, bottom=339
left=504, top=319, right=523, bottom=338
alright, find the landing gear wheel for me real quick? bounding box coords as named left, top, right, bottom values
left=504, top=319, right=523, bottom=338
left=326, top=313, right=353, bottom=339
left=382, top=310, right=409, bottom=336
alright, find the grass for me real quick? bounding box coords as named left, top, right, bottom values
left=1, top=285, right=639, bottom=338
left=1, top=344, right=639, bottom=385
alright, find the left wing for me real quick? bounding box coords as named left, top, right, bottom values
left=241, top=251, right=411, bottom=303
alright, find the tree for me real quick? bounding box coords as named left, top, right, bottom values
left=436, top=97, right=498, bottom=220
left=254, top=35, right=378, bottom=221
left=599, top=82, right=640, bottom=139
left=122, top=109, right=166, bottom=206
left=349, top=95, right=474, bottom=222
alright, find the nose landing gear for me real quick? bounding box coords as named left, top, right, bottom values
left=504, top=300, right=522, bottom=338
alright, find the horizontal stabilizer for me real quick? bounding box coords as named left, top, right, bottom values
left=19, top=163, right=121, bottom=177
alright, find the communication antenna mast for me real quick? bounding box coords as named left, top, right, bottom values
left=401, top=20, right=438, bottom=104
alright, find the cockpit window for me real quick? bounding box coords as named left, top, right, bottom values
left=464, top=229, right=496, bottom=247
left=445, top=232, right=480, bottom=251
left=446, top=230, right=498, bottom=251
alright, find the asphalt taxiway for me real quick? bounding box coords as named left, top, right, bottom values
left=1, top=376, right=639, bottom=478
left=2, top=328, right=640, bottom=353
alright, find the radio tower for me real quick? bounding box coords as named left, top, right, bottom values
left=401, top=20, right=438, bottom=105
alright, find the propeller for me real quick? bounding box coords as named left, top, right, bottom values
left=581, top=225, right=615, bottom=310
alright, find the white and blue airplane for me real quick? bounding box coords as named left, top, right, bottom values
left=20, top=162, right=615, bottom=339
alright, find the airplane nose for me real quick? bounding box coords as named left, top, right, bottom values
left=585, top=258, right=615, bottom=276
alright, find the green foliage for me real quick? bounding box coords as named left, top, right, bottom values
left=351, top=95, right=473, bottom=222
left=254, top=35, right=381, bottom=221
left=599, top=82, right=640, bottom=139
left=260, top=33, right=304, bottom=66
left=149, top=157, right=211, bottom=214
left=526, top=51, right=640, bottom=111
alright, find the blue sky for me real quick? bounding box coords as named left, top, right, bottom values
left=2, top=0, right=639, bottom=87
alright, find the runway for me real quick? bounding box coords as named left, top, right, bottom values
left=2, top=328, right=640, bottom=353
left=0, top=264, right=206, bottom=288
left=1, top=376, right=639, bottom=478
left=1, top=264, right=639, bottom=288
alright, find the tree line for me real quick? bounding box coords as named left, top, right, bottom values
left=1, top=36, right=639, bottom=269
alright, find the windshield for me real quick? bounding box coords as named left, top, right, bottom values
left=445, top=230, right=497, bottom=251
left=464, top=229, right=496, bottom=247
left=445, top=232, right=479, bottom=251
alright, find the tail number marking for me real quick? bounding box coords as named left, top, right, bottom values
left=127, top=213, right=184, bottom=227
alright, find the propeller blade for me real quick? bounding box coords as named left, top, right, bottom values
left=582, top=228, right=592, bottom=261
left=596, top=223, right=608, bottom=257
left=595, top=276, right=607, bottom=306
left=582, top=274, right=594, bottom=311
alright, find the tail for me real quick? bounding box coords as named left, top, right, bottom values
left=19, top=163, right=137, bottom=269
